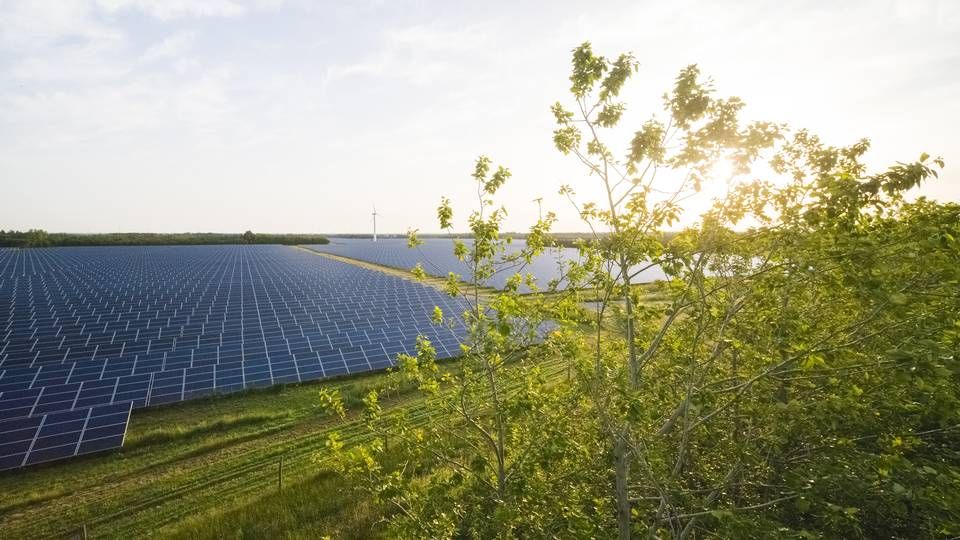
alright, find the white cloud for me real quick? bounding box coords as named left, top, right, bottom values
left=91, top=0, right=286, bottom=19
left=0, top=1, right=128, bottom=87
left=324, top=21, right=496, bottom=86
left=324, top=59, right=383, bottom=82
left=0, top=0, right=122, bottom=51
left=384, top=22, right=492, bottom=53
left=141, top=30, right=196, bottom=63
left=94, top=0, right=247, bottom=19
left=7, top=43, right=128, bottom=83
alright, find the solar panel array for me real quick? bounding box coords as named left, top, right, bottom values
left=306, top=238, right=667, bottom=291
left=0, top=245, right=469, bottom=470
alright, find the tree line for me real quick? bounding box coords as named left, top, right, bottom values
left=0, top=230, right=329, bottom=247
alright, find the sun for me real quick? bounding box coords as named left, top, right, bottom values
left=707, top=158, right=737, bottom=185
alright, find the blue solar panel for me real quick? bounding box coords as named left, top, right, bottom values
left=0, top=245, right=472, bottom=469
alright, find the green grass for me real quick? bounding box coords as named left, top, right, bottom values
left=163, top=469, right=392, bottom=540
left=161, top=426, right=473, bottom=540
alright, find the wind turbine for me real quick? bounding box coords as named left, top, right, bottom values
left=533, top=197, right=543, bottom=221
left=372, top=204, right=379, bottom=242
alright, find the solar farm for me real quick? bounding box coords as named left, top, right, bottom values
left=0, top=245, right=469, bottom=471
left=306, top=237, right=667, bottom=290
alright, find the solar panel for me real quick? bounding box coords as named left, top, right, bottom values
left=0, top=245, right=472, bottom=469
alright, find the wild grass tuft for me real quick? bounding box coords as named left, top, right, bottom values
left=124, top=412, right=291, bottom=450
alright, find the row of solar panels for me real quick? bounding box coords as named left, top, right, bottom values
left=3, top=321, right=453, bottom=345
left=2, top=322, right=453, bottom=357
left=0, top=245, right=235, bottom=279
left=4, top=293, right=463, bottom=315
left=4, top=302, right=463, bottom=317
left=3, top=307, right=456, bottom=328
left=5, top=288, right=460, bottom=304
left=5, top=316, right=462, bottom=341
left=3, top=307, right=462, bottom=335
left=0, top=330, right=465, bottom=394
left=4, top=283, right=450, bottom=297
left=0, top=403, right=132, bottom=471
left=4, top=291, right=458, bottom=312
left=1, top=321, right=462, bottom=368
left=0, top=342, right=424, bottom=419
left=4, top=306, right=466, bottom=369
left=5, top=295, right=467, bottom=320
left=5, top=308, right=460, bottom=332
left=3, top=280, right=466, bottom=318
left=3, top=312, right=458, bottom=336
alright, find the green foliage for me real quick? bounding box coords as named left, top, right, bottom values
left=318, top=388, right=347, bottom=420
left=549, top=40, right=957, bottom=539
left=25, top=228, right=50, bottom=247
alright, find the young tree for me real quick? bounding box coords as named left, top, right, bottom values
left=551, top=42, right=953, bottom=538
left=550, top=42, right=790, bottom=538
left=321, top=157, right=605, bottom=536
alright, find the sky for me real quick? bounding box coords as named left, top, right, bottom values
left=1, top=0, right=958, bottom=234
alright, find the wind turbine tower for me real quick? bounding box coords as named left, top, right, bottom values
left=372, top=205, right=379, bottom=242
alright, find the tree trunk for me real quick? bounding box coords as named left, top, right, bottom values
left=621, top=256, right=640, bottom=386
left=615, top=434, right=631, bottom=539
left=617, top=256, right=637, bottom=539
